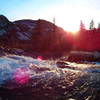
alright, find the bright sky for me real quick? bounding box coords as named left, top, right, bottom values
left=0, top=0, right=100, bottom=32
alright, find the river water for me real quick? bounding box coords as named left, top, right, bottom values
left=0, top=55, right=100, bottom=100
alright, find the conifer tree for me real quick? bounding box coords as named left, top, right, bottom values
left=89, top=20, right=95, bottom=30
left=80, top=20, right=85, bottom=30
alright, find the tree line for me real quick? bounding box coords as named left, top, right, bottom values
left=80, top=20, right=100, bottom=31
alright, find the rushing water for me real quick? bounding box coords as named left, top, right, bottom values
left=0, top=55, right=100, bottom=100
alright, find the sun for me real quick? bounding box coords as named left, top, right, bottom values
left=65, top=30, right=78, bottom=35
left=71, top=31, right=78, bottom=35
left=63, top=21, right=79, bottom=34
left=63, top=25, right=79, bottom=34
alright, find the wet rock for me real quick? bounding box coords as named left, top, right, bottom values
left=56, top=61, right=75, bottom=69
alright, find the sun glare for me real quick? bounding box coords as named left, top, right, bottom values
left=40, top=4, right=81, bottom=32
left=65, top=30, right=78, bottom=35
left=71, top=31, right=78, bottom=35
left=39, top=3, right=99, bottom=33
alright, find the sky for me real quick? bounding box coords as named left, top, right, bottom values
left=0, top=0, right=100, bottom=32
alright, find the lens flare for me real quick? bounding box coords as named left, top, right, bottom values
left=13, top=67, right=29, bottom=84
left=37, top=56, right=43, bottom=61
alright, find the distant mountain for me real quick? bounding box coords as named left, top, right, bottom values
left=0, top=15, right=72, bottom=57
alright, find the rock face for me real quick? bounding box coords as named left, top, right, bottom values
left=0, top=15, right=11, bottom=36
left=0, top=15, right=10, bottom=28
left=0, top=15, right=72, bottom=57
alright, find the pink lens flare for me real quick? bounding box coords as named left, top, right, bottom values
left=37, top=56, right=43, bottom=61
left=13, top=67, right=29, bottom=84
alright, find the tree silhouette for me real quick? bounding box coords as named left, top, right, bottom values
left=80, top=20, right=85, bottom=31
left=89, top=20, right=95, bottom=30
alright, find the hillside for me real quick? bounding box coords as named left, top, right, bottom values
left=0, top=15, right=72, bottom=57
left=74, top=29, right=100, bottom=51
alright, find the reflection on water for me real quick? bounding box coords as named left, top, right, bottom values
left=0, top=55, right=100, bottom=100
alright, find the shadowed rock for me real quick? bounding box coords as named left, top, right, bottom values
left=0, top=15, right=10, bottom=28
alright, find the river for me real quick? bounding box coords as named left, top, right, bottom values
left=0, top=55, right=100, bottom=100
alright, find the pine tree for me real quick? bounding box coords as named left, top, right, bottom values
left=80, top=20, right=85, bottom=30
left=53, top=17, right=56, bottom=33
left=89, top=20, right=95, bottom=30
